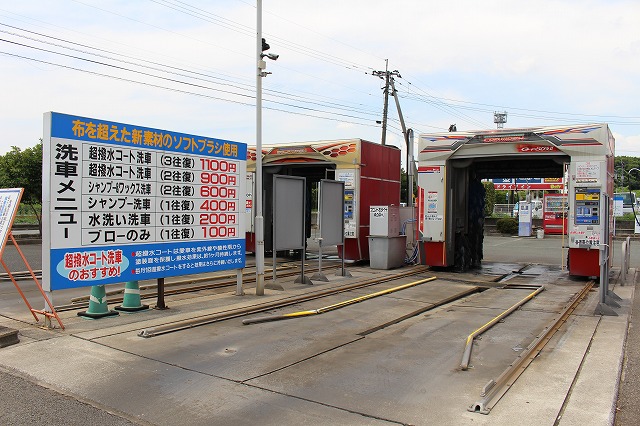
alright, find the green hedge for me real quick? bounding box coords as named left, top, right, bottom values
left=496, top=217, right=518, bottom=234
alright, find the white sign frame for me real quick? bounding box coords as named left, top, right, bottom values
left=42, top=112, right=247, bottom=291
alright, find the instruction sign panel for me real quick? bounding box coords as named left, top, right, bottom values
left=0, top=188, right=23, bottom=258
left=337, top=170, right=357, bottom=238
left=575, top=162, right=601, bottom=183
left=614, top=195, right=624, bottom=217
left=43, top=112, right=247, bottom=291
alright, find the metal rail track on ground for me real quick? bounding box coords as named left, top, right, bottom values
left=468, top=280, right=594, bottom=414
left=54, top=264, right=320, bottom=312
left=460, top=285, right=545, bottom=370
left=241, top=277, right=438, bottom=324
left=67, top=263, right=299, bottom=303
left=138, top=266, right=431, bottom=338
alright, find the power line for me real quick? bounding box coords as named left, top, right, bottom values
left=150, top=0, right=375, bottom=72
left=399, top=91, right=640, bottom=126
left=393, top=78, right=491, bottom=130
left=1, top=37, right=380, bottom=123
left=1, top=6, right=381, bottom=112
left=149, top=0, right=255, bottom=36
left=395, top=77, right=640, bottom=127
left=0, top=22, right=381, bottom=118
left=234, top=0, right=384, bottom=64
left=61, top=1, right=381, bottom=100
left=424, top=95, right=640, bottom=120
left=69, top=0, right=251, bottom=58
left=6, top=4, right=635, bottom=139
left=0, top=8, right=254, bottom=87
left=72, top=0, right=375, bottom=79
left=0, top=50, right=382, bottom=129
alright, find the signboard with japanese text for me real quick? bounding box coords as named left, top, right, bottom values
left=491, top=178, right=565, bottom=190
left=0, top=188, right=23, bottom=259
left=575, top=161, right=601, bottom=183
left=614, top=195, right=623, bottom=217
left=42, top=112, right=247, bottom=291
left=245, top=173, right=254, bottom=233
left=337, top=170, right=357, bottom=238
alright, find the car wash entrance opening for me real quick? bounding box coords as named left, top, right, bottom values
left=417, top=124, right=614, bottom=277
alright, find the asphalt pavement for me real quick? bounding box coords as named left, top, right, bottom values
left=615, top=269, right=640, bottom=425
left=0, top=368, right=137, bottom=426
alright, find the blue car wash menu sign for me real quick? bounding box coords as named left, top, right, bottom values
left=42, top=112, right=247, bottom=291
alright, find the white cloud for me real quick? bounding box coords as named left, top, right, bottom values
left=614, top=132, right=640, bottom=156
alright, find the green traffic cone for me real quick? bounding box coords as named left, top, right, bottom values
left=115, top=281, right=149, bottom=312
left=77, top=285, right=119, bottom=319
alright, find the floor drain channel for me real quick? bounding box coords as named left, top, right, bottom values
left=494, top=264, right=532, bottom=283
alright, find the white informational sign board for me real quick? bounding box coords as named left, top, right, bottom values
left=273, top=175, right=305, bottom=250
left=518, top=202, right=532, bottom=237
left=614, top=195, right=624, bottom=217
left=318, top=180, right=345, bottom=246
left=0, top=188, right=24, bottom=258
left=336, top=169, right=357, bottom=238
left=245, top=172, right=254, bottom=233
left=575, top=161, right=601, bottom=183
left=42, top=112, right=247, bottom=291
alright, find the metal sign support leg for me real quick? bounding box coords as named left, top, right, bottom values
left=266, top=250, right=285, bottom=290
left=155, top=278, right=167, bottom=310
left=295, top=245, right=312, bottom=285
left=337, top=244, right=352, bottom=277
left=311, top=238, right=329, bottom=282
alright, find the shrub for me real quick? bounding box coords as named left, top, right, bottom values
left=496, top=217, right=518, bottom=234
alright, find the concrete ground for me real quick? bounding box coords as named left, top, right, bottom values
left=0, top=235, right=638, bottom=425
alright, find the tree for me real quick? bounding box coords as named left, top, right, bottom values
left=483, top=181, right=495, bottom=217
left=400, top=167, right=416, bottom=205
left=615, top=156, right=640, bottom=190
left=0, top=142, right=43, bottom=233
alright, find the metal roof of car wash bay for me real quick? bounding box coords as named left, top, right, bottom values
left=246, top=139, right=363, bottom=167
left=418, top=124, right=614, bottom=179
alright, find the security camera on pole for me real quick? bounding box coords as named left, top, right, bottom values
left=255, top=0, right=278, bottom=295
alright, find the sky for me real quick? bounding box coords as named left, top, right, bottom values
left=1, top=0, right=639, bottom=162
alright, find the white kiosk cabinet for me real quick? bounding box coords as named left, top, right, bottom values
left=518, top=202, right=532, bottom=237
left=368, top=205, right=405, bottom=269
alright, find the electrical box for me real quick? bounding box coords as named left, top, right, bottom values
left=369, top=205, right=400, bottom=237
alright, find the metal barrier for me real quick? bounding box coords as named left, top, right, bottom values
left=595, top=196, right=621, bottom=316
left=620, top=236, right=631, bottom=285
left=492, top=203, right=517, bottom=216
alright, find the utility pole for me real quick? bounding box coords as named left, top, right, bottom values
left=389, top=77, right=413, bottom=207
left=371, top=67, right=412, bottom=204
left=381, top=60, right=390, bottom=146
left=372, top=60, right=400, bottom=146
